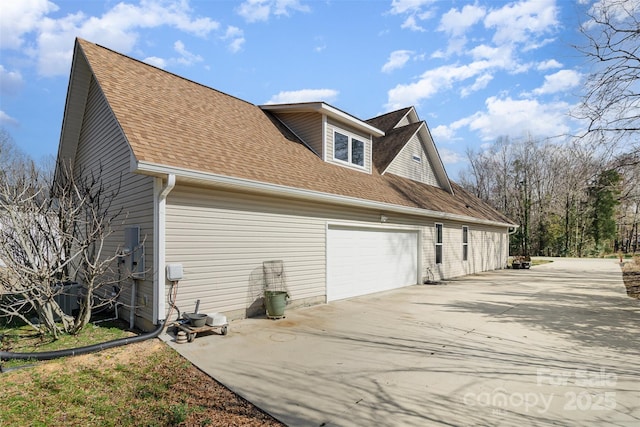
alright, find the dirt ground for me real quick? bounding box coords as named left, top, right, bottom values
left=622, top=256, right=640, bottom=299
left=160, top=340, right=285, bottom=426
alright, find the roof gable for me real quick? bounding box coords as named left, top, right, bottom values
left=372, top=122, right=422, bottom=173
left=368, top=109, right=453, bottom=194
left=366, top=107, right=412, bottom=133
left=56, top=41, right=94, bottom=172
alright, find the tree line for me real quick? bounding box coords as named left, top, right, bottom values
left=460, top=0, right=639, bottom=258
left=460, top=136, right=638, bottom=257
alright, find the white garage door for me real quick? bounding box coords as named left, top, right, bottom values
left=327, top=226, right=419, bottom=301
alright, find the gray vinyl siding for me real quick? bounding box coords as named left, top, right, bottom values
left=166, top=185, right=509, bottom=318
left=468, top=224, right=508, bottom=274
left=74, top=76, right=155, bottom=328
left=425, top=221, right=508, bottom=280
left=165, top=185, right=328, bottom=318
left=386, top=133, right=441, bottom=187
left=275, top=112, right=323, bottom=157
left=325, top=118, right=372, bottom=174
left=396, top=115, right=410, bottom=128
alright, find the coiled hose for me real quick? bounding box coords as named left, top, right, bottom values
left=0, top=320, right=165, bottom=367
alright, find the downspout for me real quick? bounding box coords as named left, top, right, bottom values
left=153, top=174, right=175, bottom=324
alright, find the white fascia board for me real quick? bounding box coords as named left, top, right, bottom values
left=418, top=124, right=454, bottom=194
left=134, top=160, right=514, bottom=229
left=261, top=102, right=385, bottom=137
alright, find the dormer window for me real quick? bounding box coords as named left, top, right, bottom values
left=334, top=131, right=365, bottom=167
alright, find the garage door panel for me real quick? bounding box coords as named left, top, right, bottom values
left=327, top=227, right=418, bottom=301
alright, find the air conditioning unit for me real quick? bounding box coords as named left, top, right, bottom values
left=53, top=281, right=82, bottom=316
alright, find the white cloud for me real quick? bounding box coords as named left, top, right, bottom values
left=0, top=65, right=24, bottom=96
left=451, top=96, right=572, bottom=141
left=12, top=0, right=219, bottom=77
left=386, top=60, right=502, bottom=110
left=237, top=0, right=270, bottom=22
left=484, top=0, right=559, bottom=46
left=537, top=59, right=562, bottom=70
left=587, top=0, right=640, bottom=26
left=237, top=0, right=310, bottom=23
left=223, top=26, right=245, bottom=53
left=382, top=50, right=414, bottom=73
left=142, top=40, right=203, bottom=69
left=468, top=44, right=519, bottom=72
left=0, top=110, right=19, bottom=126
left=438, top=4, right=485, bottom=37
left=400, top=15, right=425, bottom=32
left=265, top=89, right=339, bottom=104
left=174, top=40, right=203, bottom=65
left=389, top=0, right=436, bottom=32
left=0, top=0, right=57, bottom=50
left=461, top=73, right=493, bottom=97
left=431, top=124, right=457, bottom=142
left=437, top=147, right=465, bottom=164
left=532, top=69, right=581, bottom=95
left=389, top=0, right=434, bottom=15
left=143, top=56, right=168, bottom=68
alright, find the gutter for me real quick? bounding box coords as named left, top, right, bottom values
left=153, top=174, right=175, bottom=324
left=136, top=161, right=516, bottom=229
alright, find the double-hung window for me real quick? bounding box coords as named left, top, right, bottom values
left=435, top=223, right=443, bottom=264
left=334, top=131, right=365, bottom=167
left=462, top=226, right=468, bottom=261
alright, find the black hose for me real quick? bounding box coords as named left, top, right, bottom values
left=0, top=320, right=165, bottom=364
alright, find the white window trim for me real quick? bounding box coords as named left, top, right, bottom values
left=462, top=225, right=469, bottom=262
left=435, top=223, right=443, bottom=265
left=332, top=128, right=367, bottom=169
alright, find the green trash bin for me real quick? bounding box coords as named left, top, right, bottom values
left=264, top=290, right=289, bottom=318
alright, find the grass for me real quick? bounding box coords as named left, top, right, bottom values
left=1, top=341, right=193, bottom=426
left=0, top=323, right=283, bottom=426
left=0, top=320, right=134, bottom=370
left=1, top=321, right=133, bottom=352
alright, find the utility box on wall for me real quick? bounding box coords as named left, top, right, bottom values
left=124, top=226, right=145, bottom=279
left=166, top=263, right=183, bottom=281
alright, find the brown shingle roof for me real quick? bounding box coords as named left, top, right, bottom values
left=366, top=107, right=412, bottom=133
left=371, top=122, right=422, bottom=173
left=75, top=39, right=513, bottom=226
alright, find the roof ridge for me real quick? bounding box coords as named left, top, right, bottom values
left=365, top=107, right=411, bottom=123
left=77, top=37, right=257, bottom=109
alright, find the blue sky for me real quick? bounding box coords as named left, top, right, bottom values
left=1, top=0, right=593, bottom=178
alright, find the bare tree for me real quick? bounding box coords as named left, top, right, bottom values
left=574, top=0, right=640, bottom=159
left=460, top=134, right=615, bottom=257
left=0, top=135, right=123, bottom=338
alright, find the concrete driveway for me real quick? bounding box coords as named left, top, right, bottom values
left=164, top=258, right=640, bottom=426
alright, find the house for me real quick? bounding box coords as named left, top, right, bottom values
left=56, top=39, right=515, bottom=330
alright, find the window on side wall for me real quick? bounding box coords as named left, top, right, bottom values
left=435, top=223, right=443, bottom=264
left=334, top=131, right=365, bottom=167
left=462, top=226, right=468, bottom=261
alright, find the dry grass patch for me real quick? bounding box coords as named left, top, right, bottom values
left=621, top=255, right=640, bottom=299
